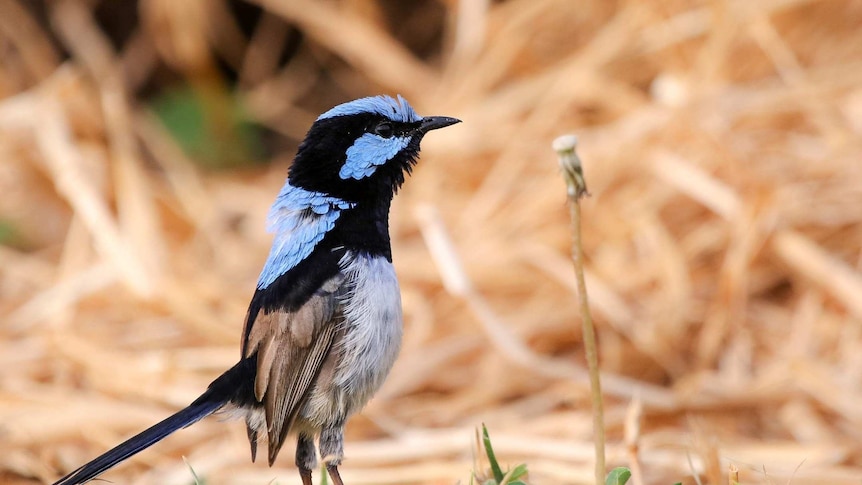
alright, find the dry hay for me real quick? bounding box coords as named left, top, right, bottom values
left=1, top=0, right=862, bottom=484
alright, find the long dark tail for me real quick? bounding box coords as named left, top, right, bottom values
left=54, top=359, right=256, bottom=485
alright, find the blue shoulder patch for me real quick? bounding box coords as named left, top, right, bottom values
left=318, top=94, right=422, bottom=123
left=257, top=183, right=355, bottom=289
left=339, top=133, right=411, bottom=180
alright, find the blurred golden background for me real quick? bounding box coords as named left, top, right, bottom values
left=2, top=0, right=862, bottom=484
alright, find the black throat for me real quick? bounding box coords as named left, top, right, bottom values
left=327, top=197, right=394, bottom=261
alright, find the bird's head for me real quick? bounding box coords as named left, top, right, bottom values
left=287, top=95, right=460, bottom=202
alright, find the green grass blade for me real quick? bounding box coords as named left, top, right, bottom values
left=182, top=456, right=205, bottom=485
left=320, top=464, right=329, bottom=485
left=482, top=424, right=505, bottom=482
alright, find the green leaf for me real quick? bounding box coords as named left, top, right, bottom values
left=149, top=83, right=266, bottom=170
left=0, top=220, right=15, bottom=245
left=482, top=424, right=505, bottom=482
left=507, top=463, right=528, bottom=480
left=0, top=219, right=27, bottom=249
left=605, top=467, right=631, bottom=485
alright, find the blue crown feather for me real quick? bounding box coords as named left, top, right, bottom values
left=317, top=95, right=422, bottom=123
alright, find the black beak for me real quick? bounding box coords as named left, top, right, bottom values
left=418, top=116, right=461, bottom=133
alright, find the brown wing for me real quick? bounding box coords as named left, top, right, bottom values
left=243, top=273, right=345, bottom=464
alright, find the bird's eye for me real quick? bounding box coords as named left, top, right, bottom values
left=374, top=121, right=394, bottom=138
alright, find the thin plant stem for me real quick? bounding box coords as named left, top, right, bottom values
left=553, top=135, right=605, bottom=484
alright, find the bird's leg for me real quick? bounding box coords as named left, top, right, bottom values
left=326, top=464, right=345, bottom=485
left=295, top=433, right=316, bottom=485
left=299, top=468, right=312, bottom=485
left=319, top=424, right=345, bottom=484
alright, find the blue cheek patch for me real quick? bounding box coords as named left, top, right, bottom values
left=339, top=134, right=411, bottom=180
left=257, top=184, right=355, bottom=289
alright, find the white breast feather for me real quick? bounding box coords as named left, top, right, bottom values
left=336, top=252, right=403, bottom=403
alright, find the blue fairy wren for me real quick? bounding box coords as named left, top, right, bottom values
left=53, top=95, right=460, bottom=485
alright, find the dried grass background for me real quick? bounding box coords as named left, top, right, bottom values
left=2, top=0, right=862, bottom=484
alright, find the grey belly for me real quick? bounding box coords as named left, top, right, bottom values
left=297, top=252, right=404, bottom=430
